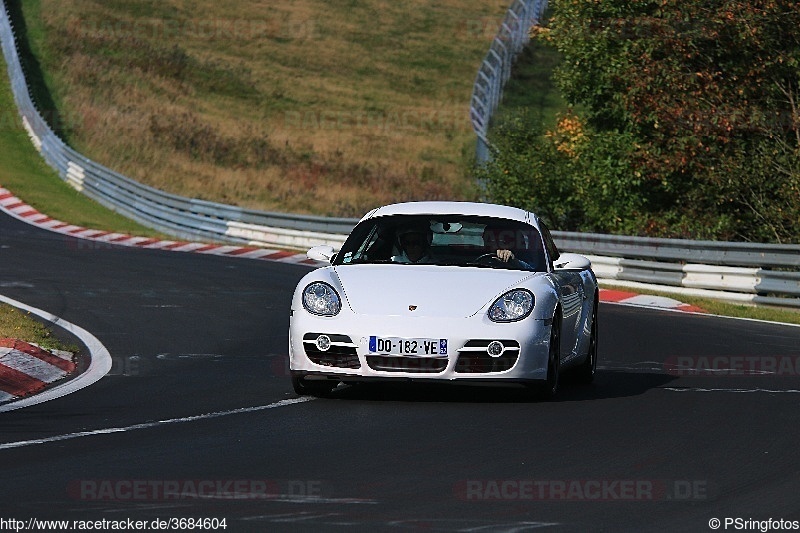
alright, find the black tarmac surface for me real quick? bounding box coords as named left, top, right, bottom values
left=2, top=211, right=800, bottom=532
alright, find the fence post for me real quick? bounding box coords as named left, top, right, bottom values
left=469, top=0, right=548, bottom=163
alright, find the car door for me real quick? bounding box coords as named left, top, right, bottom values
left=540, top=222, right=585, bottom=364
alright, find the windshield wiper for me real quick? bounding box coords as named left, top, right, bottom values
left=342, top=258, right=392, bottom=265
left=458, top=262, right=494, bottom=269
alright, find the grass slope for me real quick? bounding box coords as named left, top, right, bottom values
left=2, top=2, right=797, bottom=326
left=14, top=0, right=513, bottom=217
left=0, top=54, right=161, bottom=234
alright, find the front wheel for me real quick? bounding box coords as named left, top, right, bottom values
left=576, top=302, right=598, bottom=384
left=291, top=374, right=338, bottom=397
left=527, top=318, right=561, bottom=400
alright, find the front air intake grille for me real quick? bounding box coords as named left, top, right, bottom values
left=455, top=339, right=520, bottom=373
left=302, top=333, right=361, bottom=369
left=366, top=356, right=447, bottom=373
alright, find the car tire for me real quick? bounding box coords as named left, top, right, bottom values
left=291, top=374, right=338, bottom=397
left=576, top=300, right=598, bottom=385
left=528, top=315, right=561, bottom=400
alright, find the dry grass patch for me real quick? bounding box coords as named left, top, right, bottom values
left=21, top=0, right=509, bottom=217
left=0, top=304, right=78, bottom=352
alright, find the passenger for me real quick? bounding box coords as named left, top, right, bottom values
left=392, top=226, right=435, bottom=264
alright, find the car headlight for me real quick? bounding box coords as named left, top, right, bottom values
left=302, top=282, right=342, bottom=316
left=488, top=289, right=534, bottom=322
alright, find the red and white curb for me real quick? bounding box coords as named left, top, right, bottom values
left=0, top=187, right=321, bottom=266
left=600, top=288, right=705, bottom=313
left=0, top=293, right=112, bottom=413
left=0, top=339, right=76, bottom=404
left=2, top=185, right=706, bottom=312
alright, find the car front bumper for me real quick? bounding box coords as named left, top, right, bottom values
left=289, top=312, right=552, bottom=383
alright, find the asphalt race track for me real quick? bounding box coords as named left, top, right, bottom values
left=2, top=210, right=800, bottom=533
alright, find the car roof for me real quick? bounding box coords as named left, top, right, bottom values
left=360, top=201, right=534, bottom=225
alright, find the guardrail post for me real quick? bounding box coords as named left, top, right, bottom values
left=470, top=0, right=547, bottom=163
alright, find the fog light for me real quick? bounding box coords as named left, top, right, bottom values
left=487, top=341, right=504, bottom=358
left=316, top=335, right=332, bottom=352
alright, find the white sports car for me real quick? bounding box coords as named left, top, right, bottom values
left=289, top=201, right=598, bottom=398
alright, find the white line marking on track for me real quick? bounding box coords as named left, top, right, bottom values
left=199, top=245, right=242, bottom=255
left=664, top=387, right=800, bottom=394
left=0, top=397, right=314, bottom=450
left=242, top=495, right=377, bottom=505
left=94, top=232, right=127, bottom=242
left=168, top=242, right=211, bottom=252
left=122, top=236, right=155, bottom=246
left=142, top=240, right=180, bottom=249
left=234, top=249, right=280, bottom=259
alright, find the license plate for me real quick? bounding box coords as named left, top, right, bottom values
left=369, top=336, right=448, bottom=357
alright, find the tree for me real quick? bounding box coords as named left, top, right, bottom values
left=481, top=0, right=800, bottom=241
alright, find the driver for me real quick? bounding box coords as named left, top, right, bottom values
left=482, top=226, right=534, bottom=269
left=392, top=226, right=435, bottom=264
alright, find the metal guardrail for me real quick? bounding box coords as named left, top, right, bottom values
left=2, top=1, right=799, bottom=308
left=469, top=0, right=548, bottom=162
left=553, top=231, right=800, bottom=269
left=556, top=235, right=800, bottom=308
left=588, top=256, right=800, bottom=309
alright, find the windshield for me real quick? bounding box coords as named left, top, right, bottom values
left=333, top=215, right=547, bottom=271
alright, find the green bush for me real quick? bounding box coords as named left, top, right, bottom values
left=478, top=0, right=800, bottom=243
left=476, top=110, right=649, bottom=234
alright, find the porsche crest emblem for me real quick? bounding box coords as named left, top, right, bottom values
left=408, top=305, right=418, bottom=311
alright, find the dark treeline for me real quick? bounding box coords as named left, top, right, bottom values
left=477, top=0, right=800, bottom=243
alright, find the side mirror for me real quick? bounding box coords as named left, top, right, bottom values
left=307, top=245, right=337, bottom=264
left=553, top=252, right=591, bottom=271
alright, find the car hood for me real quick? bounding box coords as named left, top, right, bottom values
left=333, top=264, right=535, bottom=318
